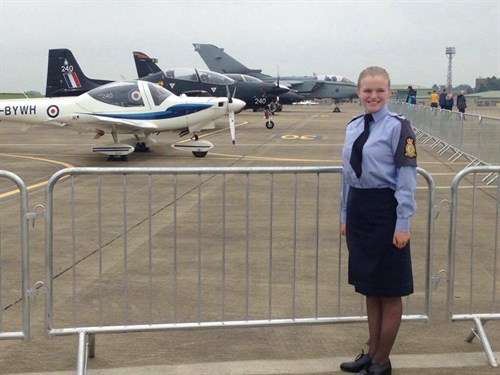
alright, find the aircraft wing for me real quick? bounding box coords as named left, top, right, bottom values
left=287, top=80, right=319, bottom=94
left=45, top=113, right=158, bottom=133
left=280, top=79, right=305, bottom=87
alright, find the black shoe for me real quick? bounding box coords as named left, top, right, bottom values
left=357, top=359, right=391, bottom=375
left=340, top=350, right=372, bottom=373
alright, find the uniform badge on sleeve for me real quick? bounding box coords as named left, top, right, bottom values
left=404, top=137, right=417, bottom=158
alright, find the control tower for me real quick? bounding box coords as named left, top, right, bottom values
left=446, top=47, right=456, bottom=90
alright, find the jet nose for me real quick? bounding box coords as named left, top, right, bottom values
left=268, top=85, right=289, bottom=96
left=229, top=98, right=246, bottom=113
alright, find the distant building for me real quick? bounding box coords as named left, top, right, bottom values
left=391, top=84, right=434, bottom=105
left=466, top=90, right=500, bottom=106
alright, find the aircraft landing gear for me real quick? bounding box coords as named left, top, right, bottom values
left=264, top=110, right=275, bottom=129
left=191, top=134, right=206, bottom=156
left=333, top=100, right=341, bottom=112
left=107, top=155, right=128, bottom=161
left=192, top=151, right=208, bottom=157
left=134, top=142, right=150, bottom=153
left=174, top=134, right=214, bottom=157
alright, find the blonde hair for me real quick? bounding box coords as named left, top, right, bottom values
left=357, top=66, right=391, bottom=88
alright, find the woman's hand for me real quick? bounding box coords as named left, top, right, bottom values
left=393, top=231, right=410, bottom=249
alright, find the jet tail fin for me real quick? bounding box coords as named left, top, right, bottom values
left=193, top=43, right=267, bottom=78
left=45, top=49, right=111, bottom=97
left=133, top=51, right=163, bottom=78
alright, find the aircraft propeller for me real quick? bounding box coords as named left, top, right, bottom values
left=226, top=85, right=238, bottom=144
left=229, top=111, right=236, bottom=145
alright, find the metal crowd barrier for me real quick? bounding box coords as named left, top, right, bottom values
left=0, top=170, right=30, bottom=341
left=388, top=101, right=500, bottom=172
left=447, top=165, right=500, bottom=367
left=44, top=166, right=434, bottom=374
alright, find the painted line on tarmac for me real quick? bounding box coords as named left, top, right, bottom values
left=10, top=351, right=498, bottom=374
left=0, top=153, right=74, bottom=199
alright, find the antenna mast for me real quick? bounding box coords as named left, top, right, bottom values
left=445, top=47, right=456, bottom=90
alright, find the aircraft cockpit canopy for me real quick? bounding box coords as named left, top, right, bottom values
left=88, top=81, right=145, bottom=107
left=164, top=68, right=234, bottom=85
left=87, top=81, right=174, bottom=107
left=317, top=75, right=355, bottom=84
left=225, top=74, right=263, bottom=83
left=146, top=82, right=174, bottom=106
left=198, top=69, right=234, bottom=85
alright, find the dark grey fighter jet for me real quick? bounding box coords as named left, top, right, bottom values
left=132, top=51, right=302, bottom=112
left=193, top=43, right=357, bottom=112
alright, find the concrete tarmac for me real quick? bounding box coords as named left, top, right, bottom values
left=0, top=103, right=499, bottom=374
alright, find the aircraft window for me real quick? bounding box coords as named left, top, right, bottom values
left=341, top=77, right=355, bottom=84
left=88, top=81, right=144, bottom=107
left=240, top=75, right=262, bottom=83
left=147, top=82, right=173, bottom=106
left=172, top=68, right=199, bottom=82
left=198, top=70, right=234, bottom=85
left=225, top=74, right=244, bottom=82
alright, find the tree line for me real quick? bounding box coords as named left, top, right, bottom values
left=476, top=76, right=500, bottom=92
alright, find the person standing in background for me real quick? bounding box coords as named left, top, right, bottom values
left=439, top=88, right=447, bottom=109
left=444, top=92, right=454, bottom=110
left=406, top=86, right=417, bottom=104
left=430, top=90, right=439, bottom=108
left=456, top=90, right=467, bottom=115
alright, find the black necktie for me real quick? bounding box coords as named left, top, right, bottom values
left=350, top=113, right=373, bottom=178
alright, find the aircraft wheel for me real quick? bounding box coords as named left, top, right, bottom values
left=265, top=120, right=275, bottom=130
left=135, top=142, right=150, bottom=152
left=107, top=155, right=127, bottom=161
left=333, top=107, right=341, bottom=113
left=192, top=151, right=208, bottom=158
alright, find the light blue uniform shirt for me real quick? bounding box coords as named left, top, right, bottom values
left=341, top=106, right=417, bottom=232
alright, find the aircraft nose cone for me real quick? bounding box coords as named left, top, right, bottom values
left=268, top=86, right=289, bottom=96
left=229, top=98, right=246, bottom=113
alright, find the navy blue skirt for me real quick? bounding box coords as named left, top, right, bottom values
left=346, top=187, right=413, bottom=297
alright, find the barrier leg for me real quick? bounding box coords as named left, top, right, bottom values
left=88, top=333, right=96, bottom=358
left=465, top=317, right=498, bottom=367
left=76, top=331, right=89, bottom=375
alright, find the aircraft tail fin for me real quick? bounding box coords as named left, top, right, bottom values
left=193, top=43, right=266, bottom=77
left=45, top=49, right=111, bottom=97
left=133, top=51, right=163, bottom=78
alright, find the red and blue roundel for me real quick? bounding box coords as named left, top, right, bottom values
left=47, top=105, right=59, bottom=118
left=129, top=90, right=142, bottom=102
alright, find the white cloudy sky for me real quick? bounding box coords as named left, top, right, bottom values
left=0, top=0, right=498, bottom=93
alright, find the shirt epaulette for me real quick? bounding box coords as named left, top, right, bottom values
left=387, top=111, right=406, bottom=120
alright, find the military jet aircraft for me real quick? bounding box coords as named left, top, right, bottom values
left=132, top=51, right=303, bottom=112
left=45, top=49, right=293, bottom=129
left=3, top=80, right=245, bottom=160
left=193, top=43, right=357, bottom=112
left=46, top=48, right=236, bottom=99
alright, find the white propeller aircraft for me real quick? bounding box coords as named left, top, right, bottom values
left=0, top=80, right=245, bottom=160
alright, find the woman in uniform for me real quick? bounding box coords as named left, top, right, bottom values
left=339, top=66, right=417, bottom=375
